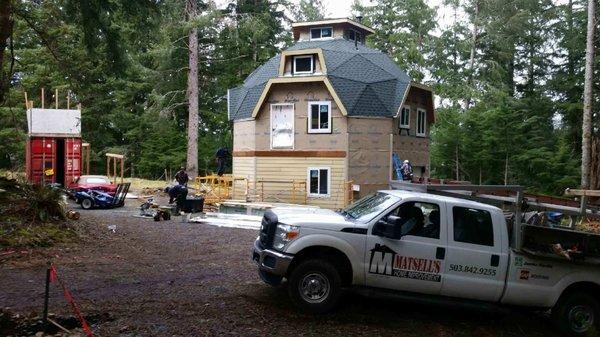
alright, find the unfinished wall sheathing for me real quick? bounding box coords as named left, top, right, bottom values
left=254, top=82, right=347, bottom=151
left=392, top=86, right=434, bottom=178
left=347, top=117, right=393, bottom=197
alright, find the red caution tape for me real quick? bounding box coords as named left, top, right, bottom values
left=49, top=265, right=94, bottom=337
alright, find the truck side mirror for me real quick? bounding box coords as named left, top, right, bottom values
left=373, top=216, right=402, bottom=240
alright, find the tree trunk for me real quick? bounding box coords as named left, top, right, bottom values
left=186, top=0, right=199, bottom=179
left=455, top=143, right=459, bottom=181
left=504, top=152, right=509, bottom=185
left=0, top=0, right=13, bottom=104
left=465, top=0, right=479, bottom=109
left=582, top=0, right=595, bottom=189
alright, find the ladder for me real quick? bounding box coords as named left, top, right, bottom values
left=392, top=153, right=403, bottom=180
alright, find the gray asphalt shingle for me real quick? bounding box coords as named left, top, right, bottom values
left=228, top=38, right=411, bottom=120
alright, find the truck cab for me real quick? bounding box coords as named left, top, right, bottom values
left=252, top=189, right=600, bottom=336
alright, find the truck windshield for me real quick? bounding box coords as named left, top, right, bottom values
left=340, top=192, right=400, bottom=223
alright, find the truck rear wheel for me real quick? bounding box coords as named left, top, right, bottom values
left=552, top=291, right=599, bottom=336
left=287, top=259, right=341, bottom=314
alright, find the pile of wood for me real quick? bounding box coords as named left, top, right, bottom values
left=578, top=218, right=600, bottom=234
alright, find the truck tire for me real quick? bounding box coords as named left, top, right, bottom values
left=81, top=198, right=94, bottom=210
left=552, top=291, right=599, bottom=337
left=287, top=259, right=342, bottom=314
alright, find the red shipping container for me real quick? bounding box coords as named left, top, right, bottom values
left=26, top=137, right=82, bottom=188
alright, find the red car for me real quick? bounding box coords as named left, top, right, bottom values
left=71, top=175, right=117, bottom=195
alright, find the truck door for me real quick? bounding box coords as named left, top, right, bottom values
left=366, top=200, right=447, bottom=295
left=441, top=204, right=508, bottom=302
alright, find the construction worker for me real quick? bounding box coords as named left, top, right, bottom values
left=215, top=147, right=230, bottom=177
left=401, top=160, right=413, bottom=181
left=175, top=167, right=189, bottom=186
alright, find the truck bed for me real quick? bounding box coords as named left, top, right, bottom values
left=521, top=223, right=600, bottom=266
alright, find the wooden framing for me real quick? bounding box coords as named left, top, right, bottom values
left=82, top=143, right=91, bottom=175
left=251, top=76, right=347, bottom=118
left=106, top=153, right=125, bottom=184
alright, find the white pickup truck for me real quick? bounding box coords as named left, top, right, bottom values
left=252, top=189, right=600, bottom=336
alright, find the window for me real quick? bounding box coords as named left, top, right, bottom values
left=307, top=167, right=330, bottom=197
left=344, top=29, right=363, bottom=44
left=83, top=177, right=110, bottom=184
left=310, top=27, right=333, bottom=40
left=399, top=106, right=410, bottom=129
left=416, top=108, right=426, bottom=137
left=308, top=101, right=331, bottom=133
left=340, top=192, right=400, bottom=223
left=386, top=201, right=441, bottom=239
left=452, top=206, right=494, bottom=246
left=293, top=55, right=314, bottom=75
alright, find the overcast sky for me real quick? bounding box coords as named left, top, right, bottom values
left=214, top=0, right=455, bottom=28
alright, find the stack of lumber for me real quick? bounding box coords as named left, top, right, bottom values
left=578, top=218, right=600, bottom=234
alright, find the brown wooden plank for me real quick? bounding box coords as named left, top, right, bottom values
left=233, top=150, right=346, bottom=158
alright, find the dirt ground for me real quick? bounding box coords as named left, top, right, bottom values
left=1, top=198, right=564, bottom=337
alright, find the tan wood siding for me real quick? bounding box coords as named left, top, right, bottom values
left=256, top=157, right=347, bottom=209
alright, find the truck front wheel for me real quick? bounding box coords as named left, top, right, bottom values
left=553, top=291, right=599, bottom=336
left=287, top=259, right=341, bottom=314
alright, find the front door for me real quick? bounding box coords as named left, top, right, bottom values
left=270, top=104, right=294, bottom=149
left=441, top=203, right=508, bottom=301
left=366, top=200, right=447, bottom=295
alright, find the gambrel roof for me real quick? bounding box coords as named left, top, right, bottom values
left=228, top=39, right=413, bottom=121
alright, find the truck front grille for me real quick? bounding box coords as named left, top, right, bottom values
left=259, top=210, right=278, bottom=249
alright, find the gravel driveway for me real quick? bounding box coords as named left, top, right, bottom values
left=0, top=199, right=563, bottom=337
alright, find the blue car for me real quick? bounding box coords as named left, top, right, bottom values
left=74, top=183, right=130, bottom=210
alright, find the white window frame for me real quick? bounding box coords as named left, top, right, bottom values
left=310, top=27, right=333, bottom=40
left=307, top=167, right=331, bottom=197
left=416, top=108, right=427, bottom=137
left=270, top=103, right=295, bottom=149
left=307, top=101, right=332, bottom=134
left=399, top=105, right=410, bottom=129
left=293, top=55, right=314, bottom=75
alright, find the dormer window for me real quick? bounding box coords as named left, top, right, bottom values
left=344, top=29, right=363, bottom=44
left=293, top=55, right=314, bottom=75
left=310, top=27, right=332, bottom=40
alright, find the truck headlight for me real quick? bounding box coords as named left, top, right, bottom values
left=273, top=224, right=299, bottom=250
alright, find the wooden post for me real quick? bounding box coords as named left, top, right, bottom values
left=106, top=156, right=110, bottom=178
left=120, top=158, right=124, bottom=184
left=55, top=89, right=58, bottom=108
left=43, top=264, right=51, bottom=331
left=86, top=145, right=90, bottom=175
left=113, top=157, right=117, bottom=184
left=41, top=87, right=45, bottom=109
left=514, top=190, right=524, bottom=250
left=67, top=91, right=70, bottom=109
left=24, top=91, right=29, bottom=109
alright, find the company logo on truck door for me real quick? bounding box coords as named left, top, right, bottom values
left=369, top=244, right=442, bottom=282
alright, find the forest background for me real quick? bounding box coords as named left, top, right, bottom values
left=0, top=0, right=597, bottom=195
